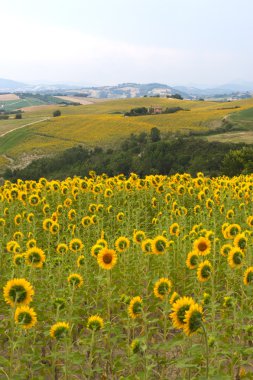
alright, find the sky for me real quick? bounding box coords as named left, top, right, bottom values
left=1, top=0, right=253, bottom=86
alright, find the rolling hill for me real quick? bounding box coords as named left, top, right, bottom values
left=1, top=97, right=253, bottom=174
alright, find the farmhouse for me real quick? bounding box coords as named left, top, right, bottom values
left=148, top=106, right=163, bottom=114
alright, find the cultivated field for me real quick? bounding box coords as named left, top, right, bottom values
left=0, top=94, right=20, bottom=101
left=0, top=97, right=253, bottom=173
left=1, top=173, right=253, bottom=379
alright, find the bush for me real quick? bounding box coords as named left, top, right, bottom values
left=15, top=113, right=22, bottom=119
left=53, top=110, right=61, bottom=117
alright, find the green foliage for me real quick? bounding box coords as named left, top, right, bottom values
left=53, top=110, right=61, bottom=117
left=150, top=127, right=161, bottom=142
left=4, top=128, right=249, bottom=181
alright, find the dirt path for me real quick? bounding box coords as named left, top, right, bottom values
left=0, top=117, right=51, bottom=138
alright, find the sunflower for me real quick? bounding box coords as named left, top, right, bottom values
left=91, top=244, right=103, bottom=258
left=141, top=239, right=153, bottom=254
left=87, top=315, right=104, bottom=331
left=64, top=198, right=72, bottom=208
left=131, top=339, right=144, bottom=354
left=27, top=213, right=34, bottom=223
left=81, top=216, right=91, bottom=227
left=13, top=253, right=25, bottom=266
left=153, top=278, right=172, bottom=300
left=169, top=221, right=180, bottom=236
left=28, top=194, right=40, bottom=206
left=97, top=248, right=117, bottom=270
left=220, top=244, right=233, bottom=257
left=151, top=236, right=168, bottom=255
left=247, top=215, right=253, bottom=228
left=3, top=278, right=34, bottom=307
left=50, top=322, right=70, bottom=339
left=25, top=247, right=46, bottom=268
left=115, top=237, right=130, bottom=252
left=233, top=233, right=247, bottom=251
left=116, top=212, right=124, bottom=222
left=67, top=273, right=83, bottom=288
left=13, top=231, right=24, bottom=241
left=133, top=230, right=146, bottom=244
left=228, top=247, right=245, bottom=269
left=14, top=214, right=22, bottom=226
left=223, top=296, right=233, bottom=308
left=42, top=218, right=53, bottom=231
left=225, top=224, right=241, bottom=239
left=170, top=296, right=195, bottom=329
left=243, top=267, right=253, bottom=285
left=186, top=251, right=199, bottom=269
left=56, top=243, right=69, bottom=255
left=128, top=296, right=143, bottom=319
left=170, top=291, right=180, bottom=305
left=77, top=255, right=85, bottom=267
left=53, top=297, right=66, bottom=311
left=6, top=240, right=20, bottom=254
left=68, top=209, right=76, bottom=221
left=15, top=306, right=37, bottom=329
left=96, top=238, right=108, bottom=248
left=183, top=303, right=204, bottom=336
left=104, top=188, right=113, bottom=198
left=193, top=237, right=211, bottom=256
left=197, top=260, right=212, bottom=282
left=69, top=238, right=84, bottom=253
left=194, top=205, right=201, bottom=214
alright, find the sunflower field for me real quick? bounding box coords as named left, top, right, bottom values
left=1, top=172, right=253, bottom=379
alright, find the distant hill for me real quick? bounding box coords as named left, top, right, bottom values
left=0, top=78, right=27, bottom=91
left=0, top=77, right=252, bottom=99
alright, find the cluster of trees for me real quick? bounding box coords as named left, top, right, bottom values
left=124, top=106, right=185, bottom=117
left=4, top=127, right=252, bottom=181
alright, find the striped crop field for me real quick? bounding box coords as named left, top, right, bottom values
left=0, top=97, right=253, bottom=171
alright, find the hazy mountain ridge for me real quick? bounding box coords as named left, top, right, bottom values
left=0, top=78, right=252, bottom=99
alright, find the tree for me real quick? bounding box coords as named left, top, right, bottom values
left=53, top=110, right=61, bottom=117
left=171, top=93, right=183, bottom=100
left=150, top=127, right=161, bottom=142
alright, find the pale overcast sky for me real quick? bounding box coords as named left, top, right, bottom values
left=1, top=0, right=253, bottom=86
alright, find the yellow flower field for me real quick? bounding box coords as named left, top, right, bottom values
left=1, top=172, right=253, bottom=378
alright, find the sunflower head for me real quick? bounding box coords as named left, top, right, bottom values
left=228, top=247, right=245, bottom=269
left=141, top=239, right=153, bottom=254
left=87, top=315, right=104, bottom=331
left=243, top=267, right=253, bottom=286
left=186, top=251, right=199, bottom=269
left=69, top=238, right=84, bottom=253
left=67, top=273, right=83, bottom=288
left=25, top=247, right=46, bottom=268
left=97, top=248, right=117, bottom=270
left=170, top=296, right=195, bottom=329
left=153, top=278, right=172, bottom=300
left=50, top=322, right=70, bottom=339
left=115, top=237, right=130, bottom=252
left=3, top=278, right=34, bottom=307
left=183, top=303, right=204, bottom=336
left=133, top=230, right=146, bottom=244
left=170, top=291, right=180, bottom=305
left=197, top=260, right=212, bottom=282
left=130, top=338, right=146, bottom=354
left=53, top=297, right=66, bottom=311
left=15, top=306, right=37, bottom=329
left=151, top=236, right=168, bottom=255
left=77, top=255, right=85, bottom=267
left=193, top=237, right=211, bottom=256
left=128, top=296, right=143, bottom=319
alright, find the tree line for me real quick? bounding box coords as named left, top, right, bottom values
left=3, top=127, right=253, bottom=181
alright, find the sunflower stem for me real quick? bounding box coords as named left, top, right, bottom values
left=201, top=322, right=209, bottom=379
